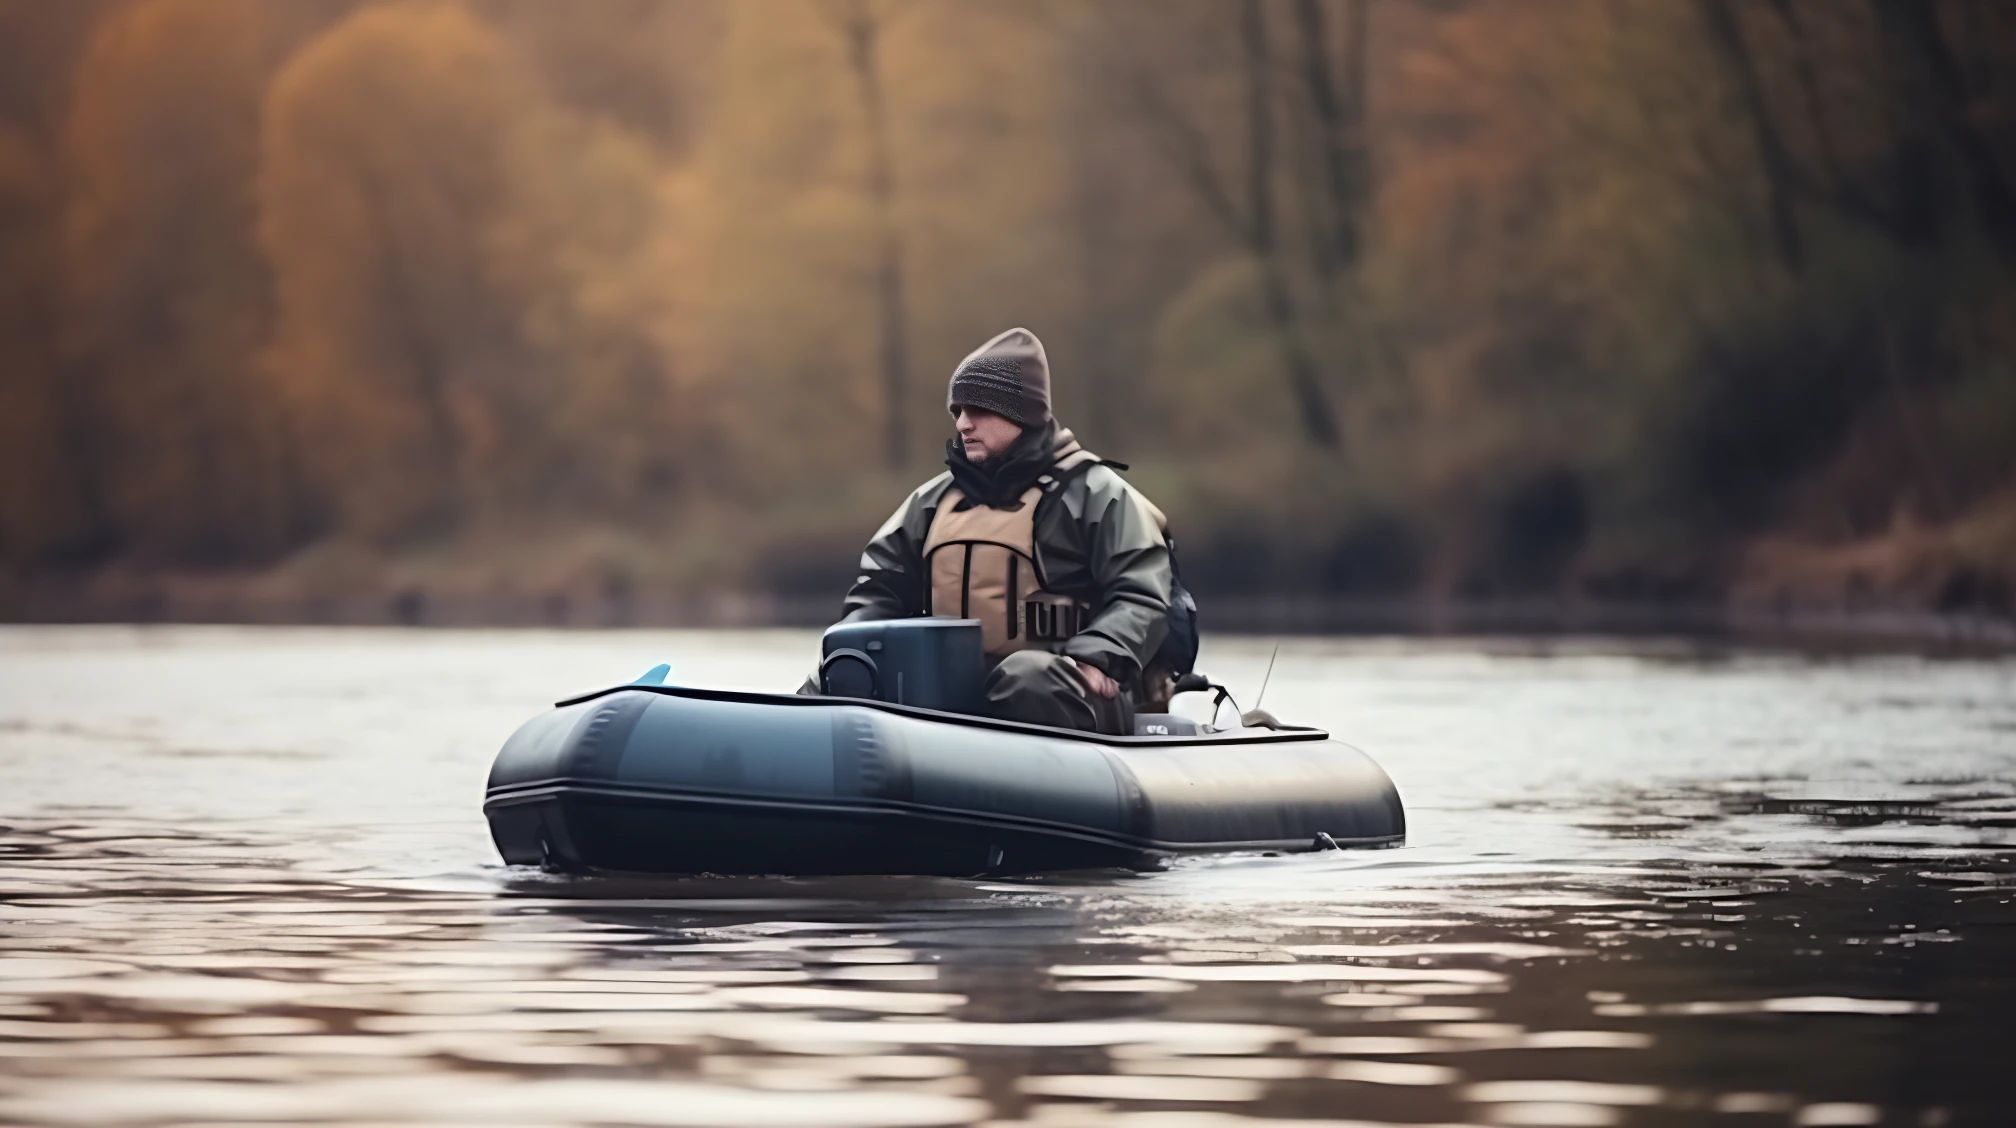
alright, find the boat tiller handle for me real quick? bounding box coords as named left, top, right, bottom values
left=1172, top=672, right=1241, bottom=728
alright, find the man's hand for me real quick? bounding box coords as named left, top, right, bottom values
left=1068, top=657, right=1119, bottom=699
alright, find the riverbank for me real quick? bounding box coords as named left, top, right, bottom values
left=7, top=567, right=2011, bottom=653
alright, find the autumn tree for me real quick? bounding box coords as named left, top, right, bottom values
left=58, top=0, right=323, bottom=564
left=0, top=118, right=83, bottom=566
left=487, top=0, right=723, bottom=155
left=826, top=0, right=913, bottom=470
left=3, top=0, right=2009, bottom=614
left=1098, top=0, right=1345, bottom=448
left=692, top=1, right=1076, bottom=481
left=260, top=1, right=678, bottom=543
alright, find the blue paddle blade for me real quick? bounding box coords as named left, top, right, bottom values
left=631, top=662, right=671, bottom=687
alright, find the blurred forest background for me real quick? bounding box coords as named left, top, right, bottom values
left=2, top=0, right=2013, bottom=630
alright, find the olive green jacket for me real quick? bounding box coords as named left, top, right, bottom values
left=840, top=438, right=1173, bottom=686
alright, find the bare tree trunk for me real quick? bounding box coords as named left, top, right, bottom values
left=1067, top=105, right=1118, bottom=443
left=1341, top=0, right=1369, bottom=245
left=839, top=1, right=913, bottom=469
left=1244, top=0, right=1340, bottom=448
left=44, top=243, right=115, bottom=560
left=1698, top=0, right=1804, bottom=274
left=1115, top=1, right=1341, bottom=447
left=1292, top=0, right=1385, bottom=433
left=1293, top=0, right=1369, bottom=278
left=1766, top=1, right=1849, bottom=189
left=1870, top=0, right=2016, bottom=265
left=1752, top=1, right=1926, bottom=244
left=49, top=358, right=117, bottom=561
left=355, top=168, right=463, bottom=499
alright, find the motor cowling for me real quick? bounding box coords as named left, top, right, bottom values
left=819, top=618, right=987, bottom=714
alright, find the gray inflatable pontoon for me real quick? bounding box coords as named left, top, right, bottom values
left=484, top=683, right=1406, bottom=876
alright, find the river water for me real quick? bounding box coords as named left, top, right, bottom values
left=1, top=626, right=2012, bottom=1127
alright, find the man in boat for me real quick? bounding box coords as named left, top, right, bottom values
left=831, top=327, right=1191, bottom=735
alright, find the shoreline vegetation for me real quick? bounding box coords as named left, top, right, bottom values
left=13, top=588, right=2011, bottom=655
left=10, top=549, right=2011, bottom=654
left=4, top=3, right=2011, bottom=653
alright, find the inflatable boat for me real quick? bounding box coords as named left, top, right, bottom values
left=484, top=621, right=1405, bottom=876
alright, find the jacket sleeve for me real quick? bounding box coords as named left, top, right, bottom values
left=1060, top=474, right=1172, bottom=686
left=838, top=479, right=941, bottom=623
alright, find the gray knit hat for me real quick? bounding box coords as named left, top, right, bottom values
left=947, top=327, right=1052, bottom=427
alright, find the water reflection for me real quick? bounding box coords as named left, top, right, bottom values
left=2, top=628, right=2013, bottom=1125
left=4, top=816, right=2008, bottom=1126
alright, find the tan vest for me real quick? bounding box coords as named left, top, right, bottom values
left=922, top=451, right=1098, bottom=659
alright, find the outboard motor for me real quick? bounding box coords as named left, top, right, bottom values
left=820, top=618, right=986, bottom=715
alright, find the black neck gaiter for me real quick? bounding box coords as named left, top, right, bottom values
left=943, top=419, right=1060, bottom=509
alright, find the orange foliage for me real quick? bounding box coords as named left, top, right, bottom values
left=60, top=0, right=302, bottom=562
left=0, top=0, right=2007, bottom=616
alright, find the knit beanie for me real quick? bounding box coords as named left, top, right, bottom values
left=947, top=327, right=1052, bottom=427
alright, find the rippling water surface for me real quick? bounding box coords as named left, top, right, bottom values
left=3, top=626, right=2013, bottom=1126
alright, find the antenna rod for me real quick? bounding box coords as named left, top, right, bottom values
left=1253, top=642, right=1281, bottom=712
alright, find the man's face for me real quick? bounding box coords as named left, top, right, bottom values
left=953, top=406, right=1024, bottom=463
